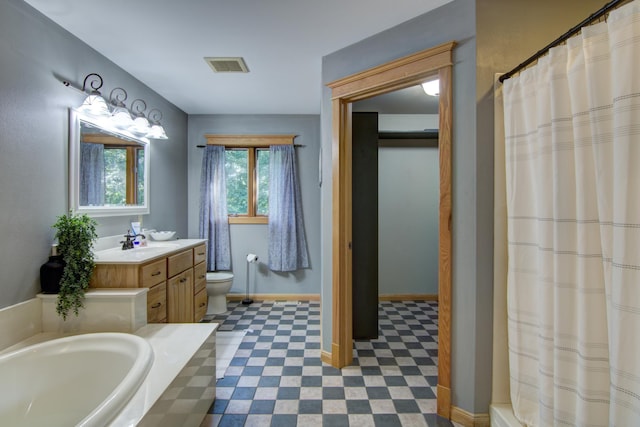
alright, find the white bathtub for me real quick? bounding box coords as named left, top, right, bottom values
left=0, top=332, right=153, bottom=427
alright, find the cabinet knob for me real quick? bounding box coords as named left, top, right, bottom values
left=199, top=302, right=206, bottom=307
left=151, top=302, right=162, bottom=309
left=197, top=252, right=205, bottom=256
left=179, top=278, right=187, bottom=283
left=151, top=271, right=162, bottom=277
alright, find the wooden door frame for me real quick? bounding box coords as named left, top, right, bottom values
left=326, top=41, right=455, bottom=418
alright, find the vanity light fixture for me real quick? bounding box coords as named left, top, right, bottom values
left=63, top=72, right=169, bottom=140
left=130, top=99, right=151, bottom=136
left=147, top=109, right=168, bottom=140
left=76, top=73, right=111, bottom=118
left=109, top=88, right=134, bottom=129
left=421, top=79, right=440, bottom=97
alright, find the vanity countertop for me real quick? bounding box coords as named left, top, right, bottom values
left=93, top=238, right=207, bottom=265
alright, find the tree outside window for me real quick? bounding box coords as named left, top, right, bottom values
left=225, top=147, right=269, bottom=222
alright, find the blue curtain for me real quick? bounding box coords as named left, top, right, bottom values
left=79, top=143, right=105, bottom=206
left=199, top=145, right=231, bottom=271
left=268, top=145, right=309, bottom=271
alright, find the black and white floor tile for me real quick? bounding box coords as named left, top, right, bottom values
left=200, top=300, right=459, bottom=427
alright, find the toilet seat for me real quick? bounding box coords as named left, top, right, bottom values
left=206, top=272, right=234, bottom=282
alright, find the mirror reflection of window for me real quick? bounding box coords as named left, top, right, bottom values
left=80, top=132, right=145, bottom=207
left=80, top=143, right=105, bottom=206
left=136, top=149, right=145, bottom=205
left=104, top=147, right=126, bottom=205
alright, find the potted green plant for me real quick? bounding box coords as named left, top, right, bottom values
left=52, top=211, right=98, bottom=320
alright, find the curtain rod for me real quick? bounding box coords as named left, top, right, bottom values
left=196, top=144, right=304, bottom=148
left=499, top=0, right=627, bottom=83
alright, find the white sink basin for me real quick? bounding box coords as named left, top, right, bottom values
left=141, top=242, right=181, bottom=249
left=92, top=238, right=205, bottom=264
left=94, top=242, right=182, bottom=263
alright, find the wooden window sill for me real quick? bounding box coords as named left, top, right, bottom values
left=228, top=216, right=268, bottom=224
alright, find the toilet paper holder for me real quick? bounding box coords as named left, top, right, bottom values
left=243, top=253, right=258, bottom=305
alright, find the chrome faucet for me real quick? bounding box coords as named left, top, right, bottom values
left=120, top=230, right=145, bottom=250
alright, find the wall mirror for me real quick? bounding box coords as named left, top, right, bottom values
left=69, top=109, right=150, bottom=217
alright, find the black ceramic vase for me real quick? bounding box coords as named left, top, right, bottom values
left=40, top=254, right=65, bottom=294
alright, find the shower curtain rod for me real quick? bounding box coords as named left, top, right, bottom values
left=196, top=144, right=303, bottom=148
left=499, top=0, right=627, bottom=83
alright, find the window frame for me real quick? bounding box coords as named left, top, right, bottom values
left=205, top=134, right=296, bottom=225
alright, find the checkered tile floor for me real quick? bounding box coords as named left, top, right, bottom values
left=200, top=300, right=457, bottom=427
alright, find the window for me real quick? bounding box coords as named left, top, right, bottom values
left=224, top=147, right=270, bottom=223
left=225, top=149, right=249, bottom=215
left=205, top=134, right=296, bottom=224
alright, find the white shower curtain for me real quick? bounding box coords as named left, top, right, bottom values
left=503, top=2, right=640, bottom=426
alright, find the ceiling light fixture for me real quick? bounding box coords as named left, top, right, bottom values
left=62, top=73, right=169, bottom=140
left=421, top=79, right=440, bottom=97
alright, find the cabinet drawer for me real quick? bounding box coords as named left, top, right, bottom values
left=147, top=282, right=167, bottom=323
left=140, top=259, right=167, bottom=288
left=194, top=288, right=208, bottom=323
left=167, top=250, right=193, bottom=277
left=194, top=261, right=207, bottom=295
left=193, top=244, right=207, bottom=266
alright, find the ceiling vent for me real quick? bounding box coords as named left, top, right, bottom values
left=204, top=57, right=249, bottom=73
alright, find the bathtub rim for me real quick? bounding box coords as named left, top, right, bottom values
left=0, top=332, right=154, bottom=427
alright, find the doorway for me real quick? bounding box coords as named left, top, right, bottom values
left=351, top=91, right=440, bottom=338
left=326, top=41, right=455, bottom=418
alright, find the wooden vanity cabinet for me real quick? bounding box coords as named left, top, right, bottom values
left=147, top=283, right=167, bottom=323
left=141, top=259, right=168, bottom=322
left=194, top=261, right=208, bottom=321
left=167, top=268, right=194, bottom=322
left=193, top=244, right=208, bottom=322
left=167, top=249, right=193, bottom=323
left=90, top=242, right=208, bottom=323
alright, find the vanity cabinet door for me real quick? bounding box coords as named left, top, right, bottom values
left=167, top=269, right=194, bottom=323
left=147, top=282, right=167, bottom=323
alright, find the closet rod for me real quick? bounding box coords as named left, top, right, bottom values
left=499, top=0, right=627, bottom=83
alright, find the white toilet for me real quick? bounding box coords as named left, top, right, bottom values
left=205, top=271, right=234, bottom=314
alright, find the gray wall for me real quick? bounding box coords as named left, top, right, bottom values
left=378, top=147, right=438, bottom=295
left=321, top=0, right=481, bottom=413
left=0, top=0, right=188, bottom=309
left=187, top=115, right=321, bottom=296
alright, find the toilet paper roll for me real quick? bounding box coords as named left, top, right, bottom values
left=246, top=253, right=258, bottom=263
